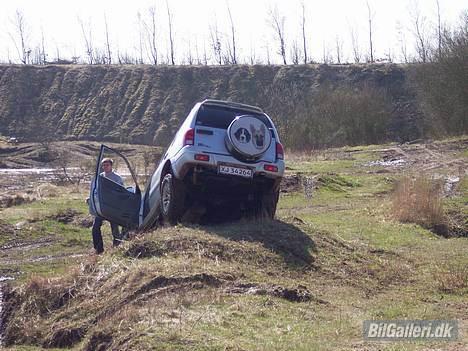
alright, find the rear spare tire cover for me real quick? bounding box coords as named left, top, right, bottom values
left=226, top=115, right=272, bottom=159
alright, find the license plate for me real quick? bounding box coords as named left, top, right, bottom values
left=218, top=164, right=253, bottom=178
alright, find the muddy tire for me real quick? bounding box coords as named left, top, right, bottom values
left=255, top=188, right=279, bottom=219
left=160, top=173, right=186, bottom=225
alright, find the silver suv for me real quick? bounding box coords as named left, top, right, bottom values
left=89, top=99, right=285, bottom=229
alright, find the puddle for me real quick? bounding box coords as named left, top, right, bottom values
left=0, top=168, right=57, bottom=174
left=366, top=159, right=407, bottom=167
left=444, top=176, right=460, bottom=195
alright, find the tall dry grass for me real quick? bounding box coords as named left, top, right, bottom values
left=392, top=175, right=447, bottom=234
left=433, top=264, right=468, bottom=294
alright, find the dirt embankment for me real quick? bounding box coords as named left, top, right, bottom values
left=0, top=140, right=162, bottom=169
left=0, top=64, right=420, bottom=146
left=0, top=137, right=466, bottom=350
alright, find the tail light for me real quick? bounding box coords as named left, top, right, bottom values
left=264, top=164, right=278, bottom=172
left=184, top=128, right=194, bottom=146
left=276, top=142, right=284, bottom=160
left=194, top=154, right=210, bottom=161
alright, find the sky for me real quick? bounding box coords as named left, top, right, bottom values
left=1, top=0, right=467, bottom=64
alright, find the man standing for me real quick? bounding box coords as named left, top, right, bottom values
left=91, top=158, right=125, bottom=254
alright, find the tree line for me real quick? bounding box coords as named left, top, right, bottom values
left=4, top=1, right=466, bottom=66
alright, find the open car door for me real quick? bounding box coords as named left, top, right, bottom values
left=89, top=145, right=141, bottom=229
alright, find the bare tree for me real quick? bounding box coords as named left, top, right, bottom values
left=385, top=46, right=394, bottom=62
left=366, top=1, right=374, bottom=63
left=209, top=19, right=222, bottom=65
left=117, top=49, right=137, bottom=64
left=248, top=39, right=257, bottom=65
left=194, top=37, right=201, bottom=65
left=349, top=23, right=361, bottom=63
left=265, top=42, right=271, bottom=65
left=32, top=47, right=42, bottom=65
left=93, top=48, right=107, bottom=64
left=78, top=16, right=94, bottom=64
left=54, top=44, right=61, bottom=62
left=166, top=0, right=175, bottom=65
left=268, top=6, right=287, bottom=64
left=396, top=21, right=408, bottom=63
left=185, top=39, right=194, bottom=65
left=226, top=1, right=237, bottom=64
left=322, top=41, right=332, bottom=64
left=7, top=47, right=12, bottom=64
left=104, top=13, right=112, bottom=64
left=40, top=27, right=47, bottom=64
left=409, top=0, right=430, bottom=63
left=290, top=39, right=300, bottom=64
left=9, top=10, right=31, bottom=64
left=136, top=12, right=144, bottom=64
left=436, top=0, right=442, bottom=58
left=141, top=7, right=158, bottom=65
left=335, top=35, right=343, bottom=63
left=202, top=39, right=209, bottom=65
left=301, top=1, right=308, bottom=64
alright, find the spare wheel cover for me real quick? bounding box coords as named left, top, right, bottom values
left=227, top=115, right=272, bottom=158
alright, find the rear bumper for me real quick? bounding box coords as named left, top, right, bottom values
left=171, top=148, right=285, bottom=181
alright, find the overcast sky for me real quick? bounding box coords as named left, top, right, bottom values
left=1, top=0, right=467, bottom=64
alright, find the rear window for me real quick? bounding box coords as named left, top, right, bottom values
left=195, top=104, right=273, bottom=130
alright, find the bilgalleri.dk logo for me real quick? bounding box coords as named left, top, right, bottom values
left=363, top=320, right=458, bottom=341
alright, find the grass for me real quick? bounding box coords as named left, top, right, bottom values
left=391, top=175, right=446, bottom=231
left=1, top=137, right=467, bottom=350
left=0, top=187, right=96, bottom=281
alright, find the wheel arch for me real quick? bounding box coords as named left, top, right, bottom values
left=160, top=160, right=173, bottom=189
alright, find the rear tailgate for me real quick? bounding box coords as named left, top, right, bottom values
left=194, top=105, right=277, bottom=163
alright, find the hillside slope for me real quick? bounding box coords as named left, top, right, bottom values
left=0, top=64, right=420, bottom=147
left=1, top=137, right=466, bottom=350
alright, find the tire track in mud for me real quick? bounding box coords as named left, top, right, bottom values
left=0, top=277, right=13, bottom=347
left=0, top=253, right=86, bottom=266
left=0, top=282, right=3, bottom=347
left=0, top=236, right=56, bottom=250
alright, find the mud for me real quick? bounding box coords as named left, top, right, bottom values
left=280, top=174, right=317, bottom=194
left=44, top=327, right=86, bottom=348
left=46, top=208, right=82, bottom=224
left=444, top=208, right=468, bottom=238
left=363, top=142, right=467, bottom=176
left=0, top=194, right=34, bottom=208
left=0, top=236, right=56, bottom=251
left=0, top=220, right=15, bottom=236
left=42, top=208, right=93, bottom=227
left=133, top=274, right=317, bottom=304
left=225, top=282, right=319, bottom=303
left=0, top=253, right=86, bottom=266
left=280, top=174, right=304, bottom=193
left=124, top=240, right=164, bottom=258
left=0, top=283, right=4, bottom=346
left=85, top=332, right=113, bottom=351
left=0, top=281, right=14, bottom=347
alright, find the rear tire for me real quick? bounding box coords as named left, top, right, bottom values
left=254, top=187, right=279, bottom=219
left=161, top=173, right=186, bottom=225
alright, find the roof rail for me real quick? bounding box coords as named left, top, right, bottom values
left=201, top=99, right=264, bottom=113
